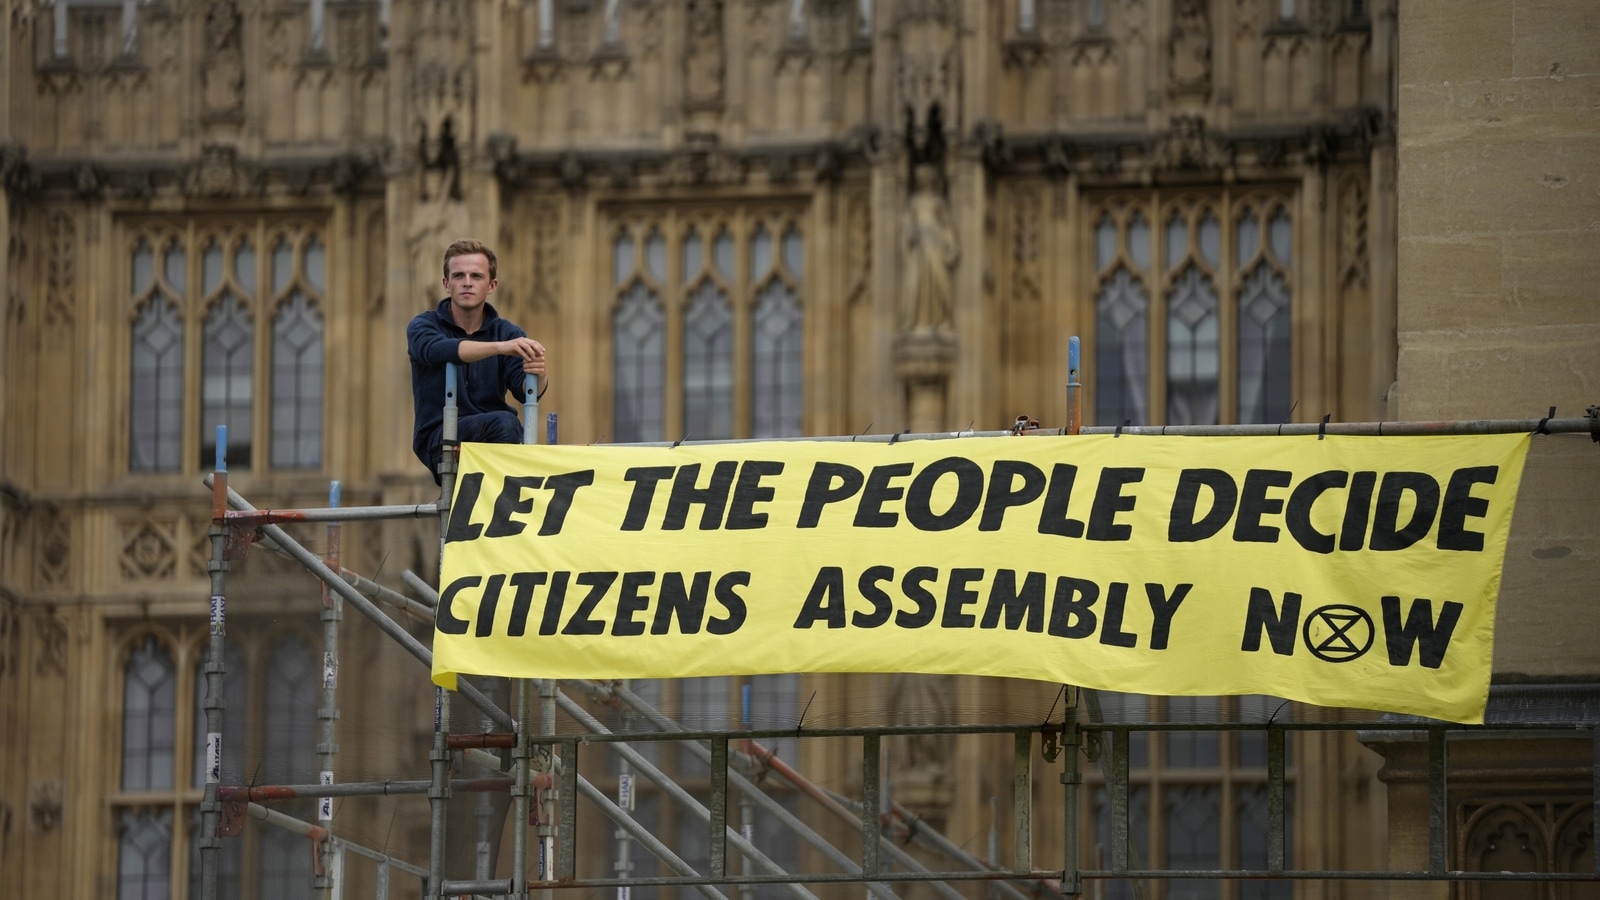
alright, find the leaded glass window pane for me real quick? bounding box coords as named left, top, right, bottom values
left=164, top=244, right=186, bottom=294
left=714, top=230, right=735, bottom=277
left=1166, top=214, right=1188, bottom=270
left=1167, top=785, right=1223, bottom=898
left=1269, top=209, right=1292, bottom=265
left=201, top=293, right=254, bottom=468
left=1238, top=265, right=1291, bottom=425
left=272, top=238, right=294, bottom=295
left=130, top=299, right=184, bottom=472
left=1167, top=265, right=1220, bottom=426
left=645, top=229, right=667, bottom=281
left=122, top=637, right=176, bottom=791
left=753, top=281, right=803, bottom=439
left=684, top=281, right=734, bottom=440
left=1199, top=209, right=1222, bottom=268
left=1128, top=212, right=1150, bottom=269
left=1092, top=784, right=1150, bottom=900
left=1238, top=209, right=1260, bottom=266
left=117, top=808, right=173, bottom=900
left=202, top=241, right=224, bottom=296
left=132, top=240, right=155, bottom=294
left=235, top=240, right=256, bottom=294
left=1238, top=784, right=1293, bottom=898
left=262, top=634, right=317, bottom=785
left=271, top=292, right=324, bottom=469
left=781, top=224, right=804, bottom=279
left=1095, top=267, right=1149, bottom=426
left=1095, top=214, right=1117, bottom=271
left=752, top=225, right=773, bottom=279
left=1164, top=696, right=1220, bottom=767
left=613, top=282, right=665, bottom=443
left=259, top=825, right=314, bottom=900
left=304, top=236, right=326, bottom=292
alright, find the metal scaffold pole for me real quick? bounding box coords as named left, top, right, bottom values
left=200, top=426, right=231, bottom=900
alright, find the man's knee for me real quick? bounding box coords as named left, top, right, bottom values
left=463, top=411, right=523, bottom=445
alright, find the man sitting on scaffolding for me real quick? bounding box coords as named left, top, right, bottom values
left=408, top=238, right=549, bottom=484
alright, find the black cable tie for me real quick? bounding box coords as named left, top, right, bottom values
left=889, top=428, right=909, bottom=445
left=1534, top=406, right=1556, bottom=435
left=1115, top=419, right=1129, bottom=437
left=853, top=421, right=874, bottom=443
left=1318, top=413, right=1330, bottom=440
left=672, top=433, right=689, bottom=448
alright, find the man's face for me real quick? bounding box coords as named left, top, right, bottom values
left=444, top=253, right=496, bottom=313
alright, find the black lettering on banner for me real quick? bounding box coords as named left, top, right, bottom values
left=1036, top=464, right=1086, bottom=538
left=727, top=461, right=784, bottom=530
left=1099, top=582, right=1137, bottom=647
left=1438, top=466, right=1497, bottom=551
left=445, top=474, right=486, bottom=543
left=1145, top=582, right=1191, bottom=650
left=664, top=461, right=739, bottom=531
left=539, top=571, right=570, bottom=636
left=940, top=568, right=984, bottom=628
left=485, top=476, right=544, bottom=538
left=1049, top=576, right=1099, bottom=638
left=1233, top=469, right=1292, bottom=543
left=1241, top=587, right=1301, bottom=655
left=905, top=458, right=984, bottom=531
left=981, top=570, right=1046, bottom=631
left=896, top=566, right=938, bottom=628
left=1371, top=473, right=1440, bottom=551
left=561, top=572, right=615, bottom=635
left=539, top=470, right=595, bottom=535
left=436, top=575, right=479, bottom=635
left=981, top=461, right=1046, bottom=532
left=1338, top=471, right=1377, bottom=550
left=1168, top=469, right=1237, bottom=542
left=1285, top=471, right=1348, bottom=554
left=621, top=467, right=675, bottom=531
left=613, top=571, right=656, bottom=636
left=1087, top=468, right=1143, bottom=541
left=474, top=573, right=507, bottom=637
left=794, top=567, right=847, bottom=628
left=797, top=463, right=864, bottom=528
left=857, top=463, right=915, bottom=528
left=652, top=571, right=712, bottom=634
left=709, top=572, right=749, bottom=634
left=1381, top=596, right=1462, bottom=668
left=506, top=572, right=547, bottom=637
left=854, top=566, right=895, bottom=628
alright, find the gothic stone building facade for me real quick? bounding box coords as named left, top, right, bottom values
left=1, top=1, right=1592, bottom=899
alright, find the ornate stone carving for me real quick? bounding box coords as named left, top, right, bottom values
left=530, top=200, right=562, bottom=314
left=1337, top=173, right=1369, bottom=291
left=182, top=143, right=264, bottom=198
left=1012, top=187, right=1041, bottom=305
left=0, top=143, right=41, bottom=200
left=844, top=189, right=871, bottom=307
left=43, top=213, right=75, bottom=330
left=119, top=518, right=177, bottom=581
left=663, top=140, right=745, bottom=187
left=27, top=779, right=63, bottom=834
left=201, top=0, right=245, bottom=120
left=36, top=503, right=70, bottom=588
left=1153, top=113, right=1232, bottom=171
left=35, top=611, right=66, bottom=677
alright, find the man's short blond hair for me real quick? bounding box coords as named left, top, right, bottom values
left=442, top=239, right=497, bottom=281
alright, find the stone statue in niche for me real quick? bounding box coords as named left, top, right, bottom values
left=202, top=0, right=245, bottom=118
left=899, top=102, right=958, bottom=334
left=1168, top=0, right=1212, bottom=95
left=684, top=0, right=725, bottom=110
left=419, top=115, right=463, bottom=202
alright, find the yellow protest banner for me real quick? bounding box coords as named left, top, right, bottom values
left=431, top=432, right=1530, bottom=723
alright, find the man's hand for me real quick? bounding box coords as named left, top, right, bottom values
left=500, top=336, right=547, bottom=375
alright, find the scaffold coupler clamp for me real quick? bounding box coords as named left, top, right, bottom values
left=1586, top=405, right=1599, bottom=443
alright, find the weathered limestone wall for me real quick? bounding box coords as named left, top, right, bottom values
left=1396, top=3, right=1600, bottom=671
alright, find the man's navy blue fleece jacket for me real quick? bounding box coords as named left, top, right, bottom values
left=407, top=298, right=532, bottom=472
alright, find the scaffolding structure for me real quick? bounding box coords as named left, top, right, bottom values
left=193, top=354, right=1600, bottom=899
